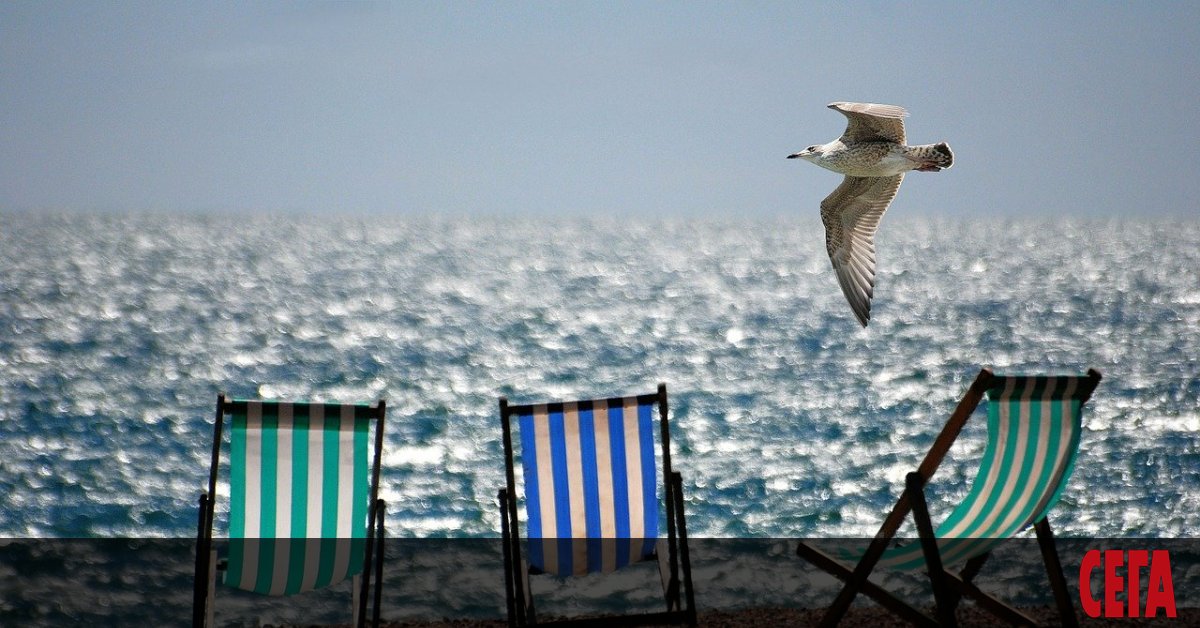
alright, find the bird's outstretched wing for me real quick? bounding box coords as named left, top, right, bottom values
left=829, top=102, right=907, bottom=144
left=820, top=174, right=904, bottom=327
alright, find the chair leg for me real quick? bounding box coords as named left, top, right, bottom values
left=499, top=490, right=518, bottom=627
left=655, top=539, right=675, bottom=612
left=817, top=471, right=930, bottom=628
left=373, top=500, right=385, bottom=628
left=205, top=549, right=217, bottom=628
left=941, top=570, right=1039, bottom=626
left=500, top=490, right=535, bottom=626
left=958, top=552, right=989, bottom=585
left=1035, top=518, right=1078, bottom=628
left=520, top=559, right=536, bottom=625
left=662, top=472, right=681, bottom=614
left=194, top=493, right=210, bottom=628
left=818, top=538, right=894, bottom=627
left=672, top=472, right=697, bottom=626
left=360, top=498, right=386, bottom=628
left=948, top=552, right=989, bottom=613
left=907, top=472, right=957, bottom=628
left=797, top=542, right=939, bottom=627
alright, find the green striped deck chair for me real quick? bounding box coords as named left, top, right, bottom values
left=498, top=383, right=696, bottom=627
left=798, top=368, right=1102, bottom=627
left=193, top=396, right=387, bottom=628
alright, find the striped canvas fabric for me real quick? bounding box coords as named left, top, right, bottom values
left=224, top=400, right=372, bottom=596
left=515, top=395, right=660, bottom=576
left=848, top=375, right=1089, bottom=570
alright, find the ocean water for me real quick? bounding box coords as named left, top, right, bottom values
left=1, top=210, right=1197, bottom=543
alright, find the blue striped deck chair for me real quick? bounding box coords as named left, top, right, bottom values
left=498, top=383, right=696, bottom=627
left=798, top=368, right=1102, bottom=628
left=193, top=396, right=387, bottom=628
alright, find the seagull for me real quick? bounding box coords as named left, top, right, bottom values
left=788, top=102, right=953, bottom=327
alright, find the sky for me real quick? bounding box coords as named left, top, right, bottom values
left=2, top=2, right=1198, bottom=218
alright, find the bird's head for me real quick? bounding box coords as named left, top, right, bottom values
left=787, top=145, right=823, bottom=162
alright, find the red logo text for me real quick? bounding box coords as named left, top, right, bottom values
left=1079, top=549, right=1176, bottom=618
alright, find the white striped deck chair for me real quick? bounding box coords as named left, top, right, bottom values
left=798, top=369, right=1102, bottom=628
left=498, top=384, right=696, bottom=627
left=193, top=396, right=387, bottom=628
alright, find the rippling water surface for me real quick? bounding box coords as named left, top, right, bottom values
left=1, top=211, right=1197, bottom=540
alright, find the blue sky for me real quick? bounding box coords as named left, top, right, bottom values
left=2, top=2, right=1198, bottom=217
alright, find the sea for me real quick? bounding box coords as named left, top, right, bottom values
left=1, top=210, right=1197, bottom=622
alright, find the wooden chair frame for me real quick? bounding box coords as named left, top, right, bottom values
left=498, top=383, right=696, bottom=627
left=192, top=395, right=388, bottom=628
left=797, top=368, right=1102, bottom=627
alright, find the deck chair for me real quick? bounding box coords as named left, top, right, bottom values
left=497, top=383, right=697, bottom=626
left=797, top=368, right=1102, bottom=627
left=193, top=396, right=387, bottom=628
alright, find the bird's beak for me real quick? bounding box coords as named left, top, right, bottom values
left=787, top=152, right=802, bottom=159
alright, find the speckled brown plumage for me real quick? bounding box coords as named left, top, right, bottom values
left=788, top=102, right=954, bottom=327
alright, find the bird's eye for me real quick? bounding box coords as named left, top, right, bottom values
left=807, top=145, right=818, bottom=152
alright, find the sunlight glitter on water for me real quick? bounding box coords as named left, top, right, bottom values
left=0, top=212, right=1197, bottom=540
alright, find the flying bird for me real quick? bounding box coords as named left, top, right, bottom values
left=788, top=102, right=953, bottom=327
